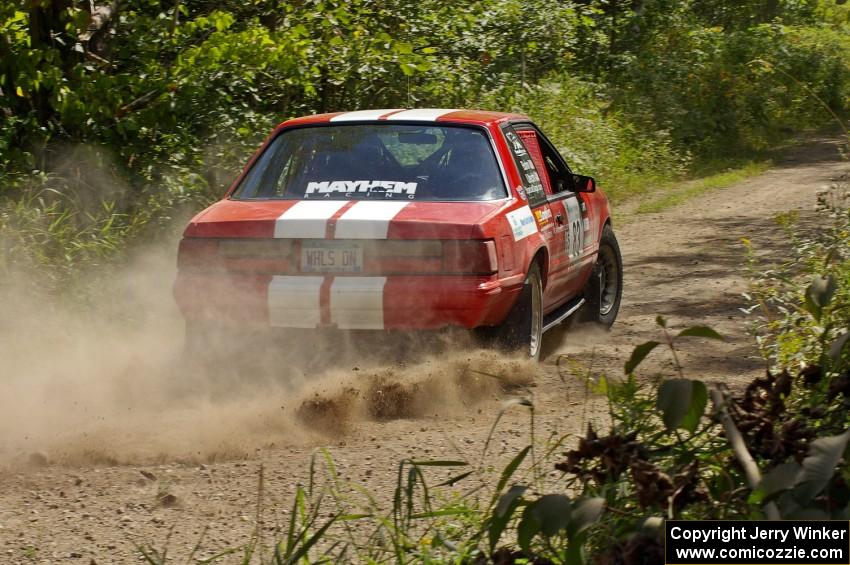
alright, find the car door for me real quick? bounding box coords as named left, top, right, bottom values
left=509, top=125, right=573, bottom=312
left=514, top=124, right=595, bottom=305
left=500, top=124, right=566, bottom=314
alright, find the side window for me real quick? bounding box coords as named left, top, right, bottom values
left=516, top=125, right=575, bottom=194
left=539, top=139, right=575, bottom=194
left=501, top=125, right=547, bottom=208
left=515, top=128, right=553, bottom=194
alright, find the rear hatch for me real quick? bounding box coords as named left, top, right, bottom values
left=180, top=199, right=506, bottom=276
left=180, top=121, right=513, bottom=276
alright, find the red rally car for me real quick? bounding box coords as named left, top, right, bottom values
left=174, top=108, right=623, bottom=360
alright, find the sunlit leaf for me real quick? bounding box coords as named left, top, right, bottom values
left=517, top=505, right=538, bottom=552
left=624, top=341, right=661, bottom=375
left=489, top=485, right=527, bottom=553
left=642, top=516, right=664, bottom=535
left=656, top=378, right=707, bottom=432
left=433, top=470, right=473, bottom=487
left=804, top=275, right=836, bottom=321
left=792, top=430, right=850, bottom=505
left=828, top=331, right=850, bottom=364
left=409, top=460, right=467, bottom=466
left=567, top=497, right=604, bottom=539
left=749, top=461, right=801, bottom=504
left=516, top=495, right=572, bottom=551
left=523, top=494, right=571, bottom=537
left=495, top=485, right=527, bottom=518
left=495, top=445, right=531, bottom=495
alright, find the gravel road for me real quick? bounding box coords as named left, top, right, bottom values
left=0, top=135, right=846, bottom=563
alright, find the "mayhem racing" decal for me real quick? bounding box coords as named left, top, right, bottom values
left=306, top=180, right=417, bottom=199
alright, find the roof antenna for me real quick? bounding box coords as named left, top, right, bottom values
left=407, top=75, right=411, bottom=108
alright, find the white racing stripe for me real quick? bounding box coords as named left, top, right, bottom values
left=330, top=277, right=387, bottom=330
left=274, top=201, right=347, bottom=238
left=268, top=276, right=323, bottom=328
left=334, top=201, right=409, bottom=239
left=330, top=109, right=403, bottom=122
left=385, top=109, right=459, bottom=122
left=269, top=200, right=410, bottom=329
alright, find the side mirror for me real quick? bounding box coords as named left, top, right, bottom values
left=574, top=174, right=596, bottom=193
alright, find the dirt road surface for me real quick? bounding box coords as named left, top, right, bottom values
left=0, top=136, right=846, bottom=563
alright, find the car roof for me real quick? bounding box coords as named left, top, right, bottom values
left=279, top=108, right=529, bottom=128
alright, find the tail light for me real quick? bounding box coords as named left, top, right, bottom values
left=365, top=239, right=497, bottom=274
left=177, top=238, right=221, bottom=270
left=442, top=240, right=498, bottom=274
left=178, top=238, right=297, bottom=273
left=177, top=238, right=498, bottom=275
left=218, top=239, right=293, bottom=258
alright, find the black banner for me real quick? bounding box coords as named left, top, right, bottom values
left=665, top=520, right=850, bottom=565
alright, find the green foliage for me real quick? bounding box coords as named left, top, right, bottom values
left=744, top=178, right=850, bottom=434
left=624, top=341, right=661, bottom=375
left=2, top=0, right=850, bottom=293
left=521, top=0, right=850, bottom=156
left=485, top=74, right=689, bottom=202
left=1, top=4, right=848, bottom=562
left=657, top=378, right=707, bottom=433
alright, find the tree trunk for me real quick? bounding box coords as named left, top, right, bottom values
left=27, top=0, right=73, bottom=125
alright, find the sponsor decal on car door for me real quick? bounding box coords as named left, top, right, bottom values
left=564, top=196, right=585, bottom=260
left=559, top=188, right=598, bottom=302
left=506, top=126, right=571, bottom=307
left=501, top=127, right=557, bottom=278
left=506, top=205, right=538, bottom=241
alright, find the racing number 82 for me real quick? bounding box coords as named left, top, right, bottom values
left=569, top=217, right=583, bottom=258
left=565, top=198, right=584, bottom=259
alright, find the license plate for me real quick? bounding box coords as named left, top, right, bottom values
left=300, top=241, right=363, bottom=273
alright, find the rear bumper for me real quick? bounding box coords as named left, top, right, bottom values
left=174, top=272, right=521, bottom=330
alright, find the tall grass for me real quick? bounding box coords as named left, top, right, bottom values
left=0, top=160, right=207, bottom=301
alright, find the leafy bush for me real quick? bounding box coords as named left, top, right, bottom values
left=0, top=155, right=207, bottom=298
left=493, top=75, right=689, bottom=202
left=744, top=176, right=850, bottom=437
left=3, top=1, right=850, bottom=291
left=609, top=21, right=850, bottom=155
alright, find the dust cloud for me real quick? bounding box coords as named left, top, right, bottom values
left=0, top=241, right=536, bottom=469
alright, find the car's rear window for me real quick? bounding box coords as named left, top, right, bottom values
left=230, top=124, right=507, bottom=201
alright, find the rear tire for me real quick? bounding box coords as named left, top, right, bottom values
left=583, top=224, right=623, bottom=327
left=494, top=263, right=544, bottom=361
